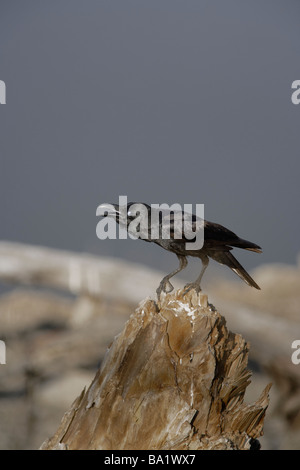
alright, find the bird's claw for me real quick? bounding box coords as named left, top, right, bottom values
left=156, top=279, right=174, bottom=301
left=183, top=282, right=202, bottom=296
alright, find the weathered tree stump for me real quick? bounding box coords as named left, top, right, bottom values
left=40, top=289, right=271, bottom=450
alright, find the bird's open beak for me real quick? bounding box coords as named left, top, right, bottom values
left=97, top=203, right=120, bottom=219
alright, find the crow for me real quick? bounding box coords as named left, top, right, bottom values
left=98, top=202, right=262, bottom=299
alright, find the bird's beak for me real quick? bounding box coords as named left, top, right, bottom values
left=97, top=203, right=120, bottom=219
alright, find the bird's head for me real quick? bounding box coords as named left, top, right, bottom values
left=97, top=202, right=151, bottom=228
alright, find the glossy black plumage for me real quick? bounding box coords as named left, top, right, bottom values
left=99, top=202, right=262, bottom=298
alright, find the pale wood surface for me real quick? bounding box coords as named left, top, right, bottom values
left=41, top=289, right=270, bottom=450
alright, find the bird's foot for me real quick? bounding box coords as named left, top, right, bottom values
left=156, top=279, right=174, bottom=301
left=183, top=282, right=202, bottom=296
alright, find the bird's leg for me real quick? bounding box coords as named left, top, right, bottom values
left=156, top=255, right=188, bottom=300
left=183, top=255, right=209, bottom=295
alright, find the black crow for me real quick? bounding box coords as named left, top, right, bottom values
left=98, top=202, right=262, bottom=299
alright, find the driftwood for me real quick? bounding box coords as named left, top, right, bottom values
left=0, top=241, right=160, bottom=304
left=41, top=289, right=271, bottom=450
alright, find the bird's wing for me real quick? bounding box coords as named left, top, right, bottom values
left=154, top=212, right=232, bottom=247
left=203, top=220, right=262, bottom=252
left=149, top=209, right=262, bottom=252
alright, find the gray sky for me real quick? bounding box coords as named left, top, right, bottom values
left=0, top=0, right=299, bottom=280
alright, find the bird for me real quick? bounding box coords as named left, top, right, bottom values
left=97, top=202, right=262, bottom=299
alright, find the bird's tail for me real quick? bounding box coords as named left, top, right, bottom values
left=209, top=251, right=261, bottom=289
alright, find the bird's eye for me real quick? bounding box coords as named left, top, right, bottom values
left=127, top=210, right=136, bottom=220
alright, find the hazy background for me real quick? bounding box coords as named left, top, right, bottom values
left=1, top=0, right=299, bottom=282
